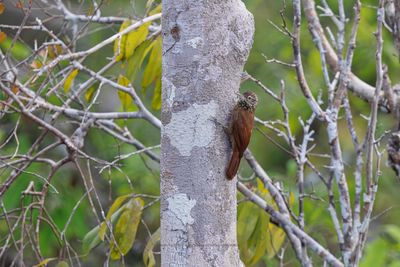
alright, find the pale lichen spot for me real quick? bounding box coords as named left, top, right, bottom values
left=163, top=78, right=176, bottom=108
left=186, top=37, right=203, bottom=49
left=164, top=101, right=218, bottom=156
left=167, top=193, right=196, bottom=227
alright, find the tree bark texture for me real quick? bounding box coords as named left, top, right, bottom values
left=161, top=1, right=254, bottom=266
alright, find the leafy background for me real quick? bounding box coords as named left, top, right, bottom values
left=1, top=0, right=400, bottom=266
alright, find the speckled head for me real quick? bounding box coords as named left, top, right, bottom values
left=238, top=91, right=258, bottom=111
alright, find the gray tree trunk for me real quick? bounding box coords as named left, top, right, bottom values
left=161, top=1, right=254, bottom=266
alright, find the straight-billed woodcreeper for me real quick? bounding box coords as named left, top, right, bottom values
left=226, top=91, right=258, bottom=180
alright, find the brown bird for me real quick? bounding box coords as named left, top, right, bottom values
left=226, top=91, right=258, bottom=180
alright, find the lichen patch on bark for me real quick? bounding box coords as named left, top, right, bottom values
left=164, top=101, right=218, bottom=156
left=163, top=78, right=176, bottom=108
left=167, top=193, right=196, bottom=230
left=186, top=37, right=204, bottom=49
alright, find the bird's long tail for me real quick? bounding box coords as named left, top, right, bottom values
left=226, top=148, right=242, bottom=180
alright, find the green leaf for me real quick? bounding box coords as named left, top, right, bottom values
left=110, top=197, right=144, bottom=260
left=99, top=194, right=131, bottom=241
left=83, top=205, right=126, bottom=254
left=113, top=20, right=131, bottom=61
left=238, top=201, right=259, bottom=243
left=256, top=180, right=285, bottom=259
left=142, top=36, right=161, bottom=89
left=286, top=159, right=297, bottom=177
left=82, top=224, right=102, bottom=255
left=238, top=201, right=261, bottom=264
left=0, top=38, right=30, bottom=60
left=117, top=75, right=136, bottom=111
left=247, top=209, right=269, bottom=266
left=55, top=261, right=69, bottom=267
left=237, top=200, right=269, bottom=266
left=360, top=238, right=389, bottom=267
left=148, top=3, right=161, bottom=15
left=384, top=225, right=400, bottom=244
left=238, top=183, right=282, bottom=266
left=125, top=22, right=150, bottom=59
left=64, top=69, right=79, bottom=93
left=143, top=227, right=160, bottom=267
left=151, top=76, right=161, bottom=110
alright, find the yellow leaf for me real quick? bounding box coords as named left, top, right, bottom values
left=48, top=45, right=55, bottom=59
left=126, top=38, right=156, bottom=79
left=151, top=77, right=161, bottom=110
left=32, top=258, right=57, bottom=267
left=289, top=192, right=295, bottom=206
left=31, top=59, right=43, bottom=69
left=266, top=223, right=285, bottom=259
left=99, top=194, right=131, bottom=241
left=64, top=69, right=79, bottom=93
left=118, top=74, right=130, bottom=87
left=48, top=44, right=62, bottom=59
left=55, top=44, right=63, bottom=54
left=143, top=228, right=160, bottom=267
left=117, top=75, right=136, bottom=111
left=84, top=85, right=97, bottom=102
left=110, top=198, right=144, bottom=260
left=142, top=37, right=161, bottom=89
left=125, top=22, right=150, bottom=59
left=0, top=32, right=7, bottom=43
left=113, top=20, right=131, bottom=61
left=16, top=1, right=23, bottom=9
left=0, top=3, right=5, bottom=14
left=11, top=84, right=19, bottom=94
left=256, top=179, right=269, bottom=197
left=86, top=5, right=95, bottom=16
